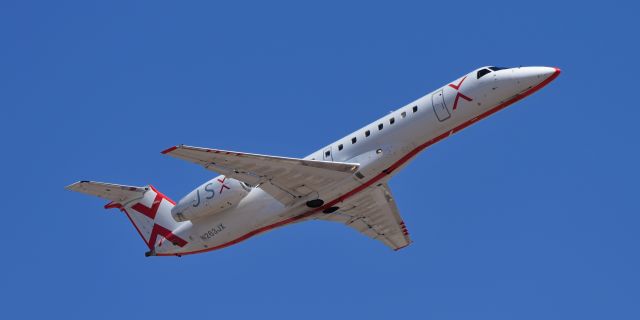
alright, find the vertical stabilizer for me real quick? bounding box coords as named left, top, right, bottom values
left=66, top=181, right=189, bottom=256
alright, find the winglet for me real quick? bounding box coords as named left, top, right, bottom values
left=161, top=145, right=179, bottom=154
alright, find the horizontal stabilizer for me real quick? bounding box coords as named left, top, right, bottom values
left=66, top=181, right=147, bottom=203
left=66, top=181, right=187, bottom=254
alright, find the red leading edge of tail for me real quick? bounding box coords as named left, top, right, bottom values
left=105, top=185, right=187, bottom=250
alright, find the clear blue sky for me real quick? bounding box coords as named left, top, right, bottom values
left=2, top=1, right=639, bottom=319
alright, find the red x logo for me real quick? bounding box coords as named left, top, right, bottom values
left=217, top=177, right=230, bottom=194
left=448, top=76, right=473, bottom=110
left=128, top=189, right=188, bottom=248
left=151, top=224, right=187, bottom=248
left=131, top=192, right=165, bottom=220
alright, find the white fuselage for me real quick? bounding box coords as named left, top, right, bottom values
left=158, top=66, right=560, bottom=256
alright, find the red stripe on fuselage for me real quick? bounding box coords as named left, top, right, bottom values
left=157, top=68, right=561, bottom=256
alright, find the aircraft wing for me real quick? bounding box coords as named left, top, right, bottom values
left=315, top=183, right=412, bottom=250
left=161, top=145, right=359, bottom=206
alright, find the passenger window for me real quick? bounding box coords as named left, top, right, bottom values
left=365, top=130, right=370, bottom=137
left=390, top=117, right=395, bottom=124
left=401, top=111, right=406, bottom=118
left=477, top=68, right=491, bottom=79
left=325, top=150, right=331, bottom=157
left=351, top=137, right=357, bottom=144
left=378, top=123, right=383, bottom=130
left=412, top=106, right=418, bottom=113
left=338, top=144, right=343, bottom=151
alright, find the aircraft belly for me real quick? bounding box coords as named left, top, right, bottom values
left=161, top=177, right=361, bottom=254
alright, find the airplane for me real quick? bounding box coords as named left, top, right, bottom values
left=67, top=66, right=561, bottom=257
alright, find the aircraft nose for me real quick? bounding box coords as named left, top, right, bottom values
left=512, top=66, right=561, bottom=93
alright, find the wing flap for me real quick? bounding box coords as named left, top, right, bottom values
left=316, top=183, right=412, bottom=250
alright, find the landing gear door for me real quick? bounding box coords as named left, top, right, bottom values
left=432, top=89, right=450, bottom=121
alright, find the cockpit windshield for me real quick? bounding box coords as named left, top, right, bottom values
left=477, top=69, right=492, bottom=79
left=477, top=66, right=511, bottom=79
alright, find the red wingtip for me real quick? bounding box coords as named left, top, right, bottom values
left=161, top=146, right=178, bottom=154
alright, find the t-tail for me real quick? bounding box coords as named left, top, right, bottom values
left=66, top=181, right=189, bottom=257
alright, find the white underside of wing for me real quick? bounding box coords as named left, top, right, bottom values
left=316, top=183, right=412, bottom=250
left=162, top=145, right=360, bottom=206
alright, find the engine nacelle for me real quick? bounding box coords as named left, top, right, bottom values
left=171, top=176, right=250, bottom=222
